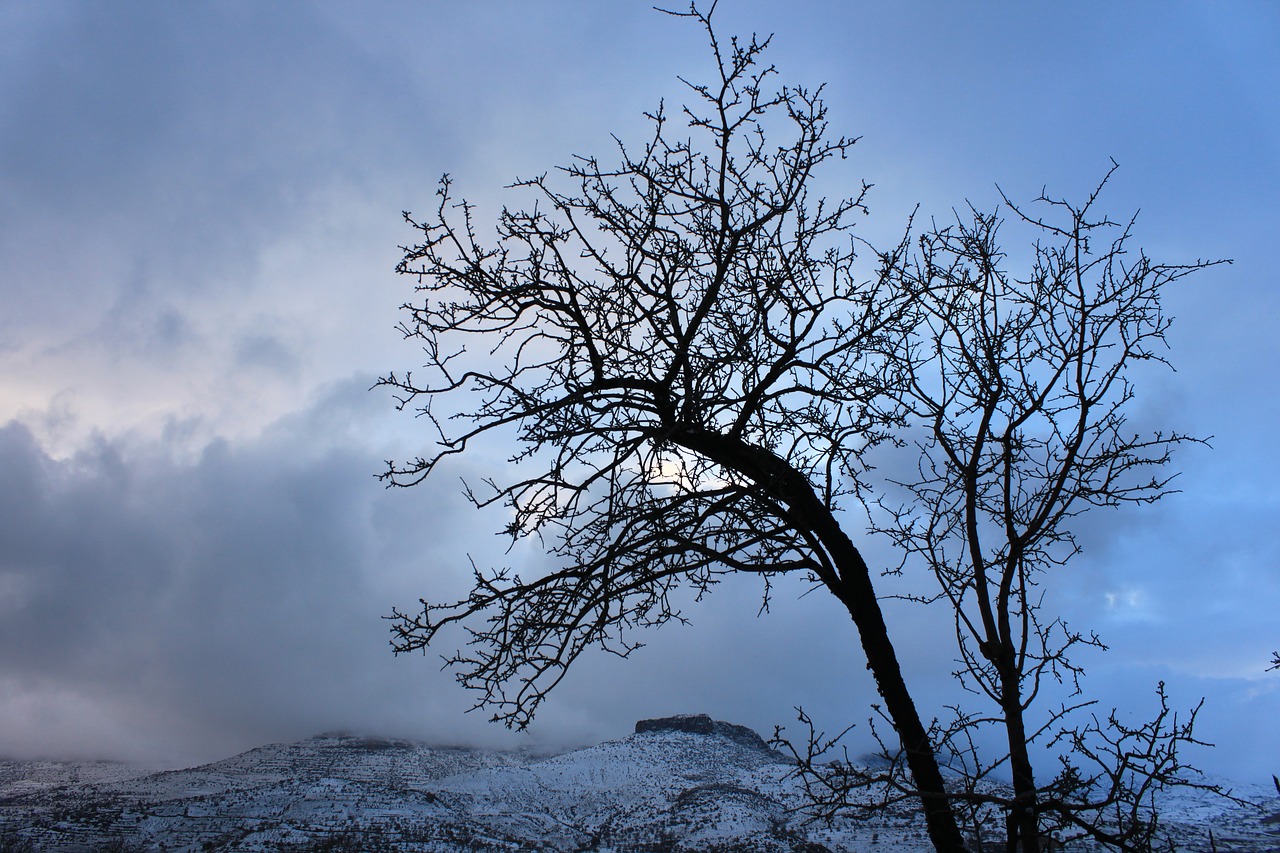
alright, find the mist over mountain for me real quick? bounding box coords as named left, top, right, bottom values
left=2, top=715, right=1275, bottom=852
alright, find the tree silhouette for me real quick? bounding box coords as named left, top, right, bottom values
left=877, top=173, right=1223, bottom=851
left=383, top=5, right=1226, bottom=851
left=381, top=5, right=965, bottom=850
left=782, top=173, right=1225, bottom=851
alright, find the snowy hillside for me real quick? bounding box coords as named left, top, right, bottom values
left=0, top=714, right=1275, bottom=851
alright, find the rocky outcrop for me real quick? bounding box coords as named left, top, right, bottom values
left=634, top=713, right=772, bottom=751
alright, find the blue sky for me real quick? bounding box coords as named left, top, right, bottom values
left=1, top=1, right=1276, bottom=784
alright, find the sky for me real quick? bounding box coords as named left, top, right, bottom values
left=1, top=1, right=1277, bottom=786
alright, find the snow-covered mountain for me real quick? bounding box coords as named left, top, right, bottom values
left=0, top=714, right=1275, bottom=852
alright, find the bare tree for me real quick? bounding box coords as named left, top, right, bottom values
left=380, top=6, right=967, bottom=851
left=860, top=173, right=1226, bottom=850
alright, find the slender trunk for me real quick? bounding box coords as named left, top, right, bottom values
left=831, top=556, right=968, bottom=853
left=1000, top=669, right=1040, bottom=853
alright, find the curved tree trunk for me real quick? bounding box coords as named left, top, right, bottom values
left=673, top=426, right=967, bottom=853
left=817, top=510, right=968, bottom=853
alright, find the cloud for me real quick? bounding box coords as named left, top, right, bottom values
left=0, top=367, right=960, bottom=768
left=0, top=368, right=1275, bottom=782
left=0, top=0, right=1277, bottom=792
left=0, top=380, right=502, bottom=764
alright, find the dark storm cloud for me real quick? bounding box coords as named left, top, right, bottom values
left=0, top=379, right=507, bottom=763
left=0, top=378, right=892, bottom=766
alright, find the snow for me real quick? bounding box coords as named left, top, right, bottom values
left=0, top=726, right=1275, bottom=851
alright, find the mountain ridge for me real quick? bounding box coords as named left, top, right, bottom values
left=1, top=715, right=1275, bottom=852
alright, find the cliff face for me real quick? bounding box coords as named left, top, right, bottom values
left=634, top=712, right=774, bottom=752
